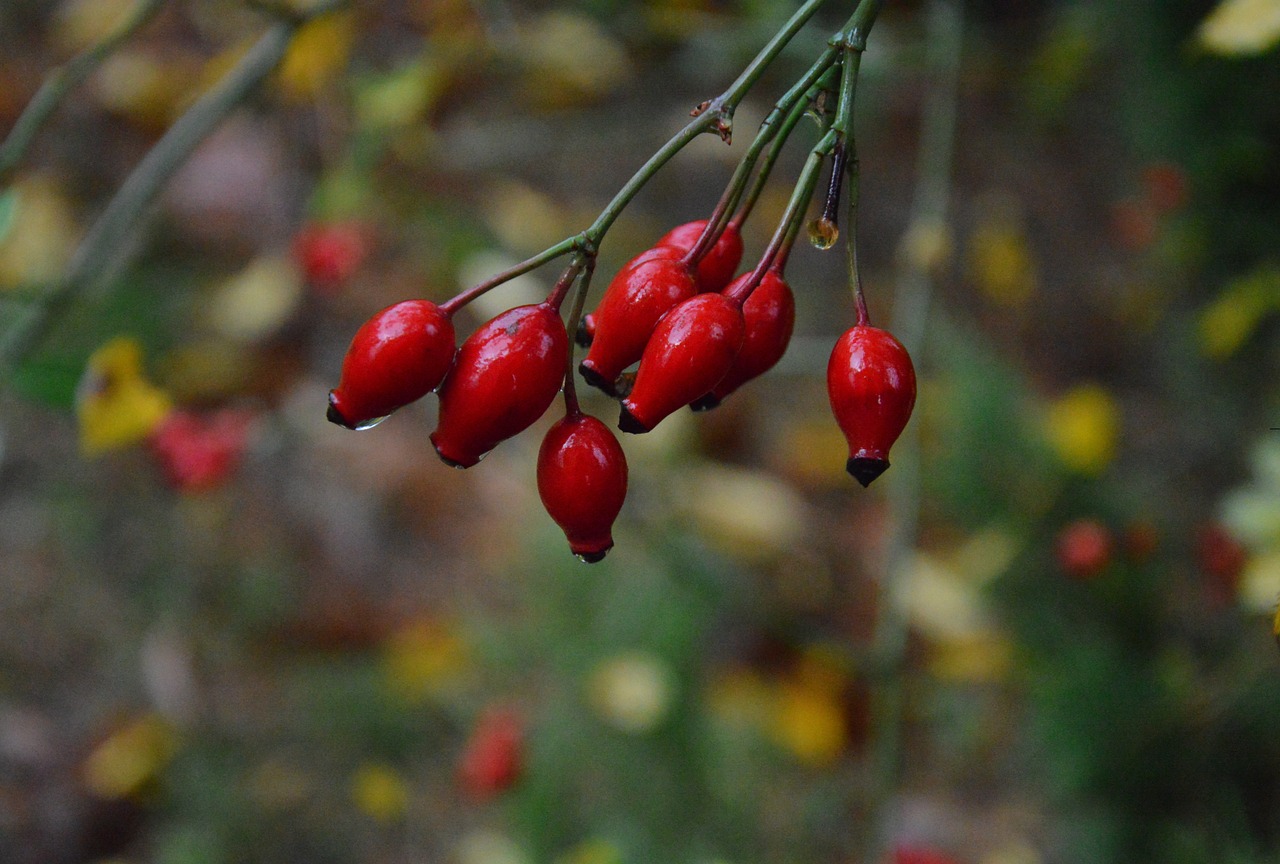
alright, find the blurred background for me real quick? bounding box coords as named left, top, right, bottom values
left=2, top=0, right=1280, bottom=862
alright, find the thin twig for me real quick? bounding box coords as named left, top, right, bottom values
left=0, top=0, right=168, bottom=185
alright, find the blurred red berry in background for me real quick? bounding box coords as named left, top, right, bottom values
left=458, top=706, right=524, bottom=801
left=1056, top=518, right=1113, bottom=579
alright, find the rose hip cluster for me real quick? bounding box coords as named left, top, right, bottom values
left=327, top=215, right=915, bottom=563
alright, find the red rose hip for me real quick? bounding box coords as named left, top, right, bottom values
left=580, top=252, right=697, bottom=395
left=692, top=269, right=795, bottom=410
left=294, top=221, right=367, bottom=291
left=1057, top=518, right=1113, bottom=579
left=826, top=324, right=916, bottom=487
left=328, top=300, right=456, bottom=430
left=538, top=412, right=628, bottom=562
left=657, top=219, right=745, bottom=293
left=620, top=293, right=745, bottom=434
left=431, top=302, right=568, bottom=467
left=458, top=706, right=523, bottom=801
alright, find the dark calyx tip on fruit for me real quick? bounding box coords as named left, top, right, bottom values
left=847, top=456, right=890, bottom=487
left=326, top=392, right=356, bottom=429
left=689, top=393, right=721, bottom=413
left=578, top=362, right=617, bottom=397
left=617, top=405, right=649, bottom=435
left=574, top=320, right=593, bottom=348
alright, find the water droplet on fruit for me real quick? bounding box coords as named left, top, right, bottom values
left=808, top=218, right=838, bottom=250
left=351, top=414, right=389, bottom=431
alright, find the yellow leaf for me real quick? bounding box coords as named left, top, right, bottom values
left=678, top=464, right=808, bottom=562
left=354, top=55, right=448, bottom=132
left=1199, top=0, right=1280, bottom=55
left=769, top=681, right=846, bottom=767
left=350, top=762, right=408, bottom=822
left=558, top=839, right=623, bottom=864
left=516, top=12, right=632, bottom=110
left=898, top=218, right=955, bottom=275
left=967, top=201, right=1037, bottom=306
left=483, top=180, right=571, bottom=257
left=1197, top=266, right=1280, bottom=359
left=382, top=620, right=468, bottom=703
left=1241, top=551, right=1280, bottom=613
left=901, top=551, right=993, bottom=641
left=54, top=0, right=136, bottom=54
left=0, top=176, right=80, bottom=290
left=1044, top=383, right=1120, bottom=475
left=203, top=255, right=303, bottom=342
left=277, top=12, right=356, bottom=101
left=76, top=337, right=173, bottom=457
left=95, top=51, right=195, bottom=128
left=929, top=632, right=1013, bottom=683
left=83, top=714, right=177, bottom=800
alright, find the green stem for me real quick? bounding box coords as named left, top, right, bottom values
left=715, top=0, right=834, bottom=119
left=725, top=128, right=835, bottom=306
left=439, top=236, right=583, bottom=317
left=545, top=258, right=585, bottom=312
left=828, top=0, right=887, bottom=322
left=0, top=0, right=168, bottom=186
left=833, top=43, right=866, bottom=322
left=847, top=140, right=869, bottom=326
left=834, top=0, right=889, bottom=51
left=443, top=1, right=836, bottom=317
left=561, top=259, right=596, bottom=418
left=732, top=63, right=840, bottom=229
left=584, top=0, right=832, bottom=245
left=686, top=48, right=841, bottom=268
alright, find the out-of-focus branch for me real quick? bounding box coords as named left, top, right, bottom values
left=0, top=0, right=168, bottom=186
left=864, top=0, right=964, bottom=856
left=0, top=1, right=349, bottom=379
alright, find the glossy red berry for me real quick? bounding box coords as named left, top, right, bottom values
left=692, top=269, right=795, bottom=410
left=656, top=219, right=745, bottom=292
left=826, top=325, right=916, bottom=487
left=328, top=300, right=456, bottom=430
left=620, top=293, right=745, bottom=434
left=1056, top=518, right=1113, bottom=579
left=431, top=302, right=568, bottom=468
left=458, top=706, right=523, bottom=801
left=580, top=252, right=697, bottom=396
left=293, top=221, right=367, bottom=292
left=538, top=412, right=628, bottom=562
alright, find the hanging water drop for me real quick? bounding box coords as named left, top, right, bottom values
left=351, top=414, right=390, bottom=431
left=808, top=217, right=839, bottom=250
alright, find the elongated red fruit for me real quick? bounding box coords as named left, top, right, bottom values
left=827, top=325, right=916, bottom=487
left=656, top=220, right=745, bottom=293
left=538, top=412, right=628, bottom=562
left=619, top=293, right=745, bottom=434
left=431, top=302, right=568, bottom=467
left=692, top=270, right=795, bottom=410
left=580, top=252, right=697, bottom=395
left=328, top=300, right=456, bottom=430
